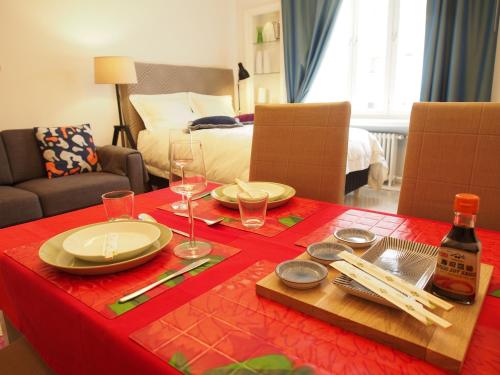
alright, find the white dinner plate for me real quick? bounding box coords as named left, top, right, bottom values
left=63, top=221, right=161, bottom=263
left=222, top=182, right=286, bottom=202
left=39, top=221, right=173, bottom=275
left=211, top=182, right=296, bottom=210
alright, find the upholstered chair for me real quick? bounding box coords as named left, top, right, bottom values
left=398, top=102, right=500, bottom=231
left=249, top=102, right=351, bottom=204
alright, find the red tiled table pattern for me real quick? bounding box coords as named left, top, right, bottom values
left=131, top=259, right=500, bottom=374
left=296, top=208, right=447, bottom=246
left=131, top=261, right=331, bottom=374
left=133, top=260, right=470, bottom=375
left=0, top=186, right=498, bottom=375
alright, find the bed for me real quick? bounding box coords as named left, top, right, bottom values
left=119, top=62, right=388, bottom=193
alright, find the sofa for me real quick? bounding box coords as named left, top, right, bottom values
left=0, top=129, right=149, bottom=228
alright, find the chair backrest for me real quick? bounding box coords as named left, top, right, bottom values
left=398, top=102, right=500, bottom=231
left=249, top=102, right=350, bottom=203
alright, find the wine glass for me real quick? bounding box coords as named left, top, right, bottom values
left=169, top=140, right=212, bottom=259
left=169, top=129, right=191, bottom=211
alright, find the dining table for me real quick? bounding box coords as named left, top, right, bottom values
left=0, top=183, right=499, bottom=375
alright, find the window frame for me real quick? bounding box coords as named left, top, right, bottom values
left=314, top=0, right=423, bottom=121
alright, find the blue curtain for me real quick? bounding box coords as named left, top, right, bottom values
left=282, top=0, right=343, bottom=103
left=421, top=0, right=499, bottom=101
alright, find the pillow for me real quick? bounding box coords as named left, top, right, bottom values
left=34, top=124, right=101, bottom=179
left=188, top=92, right=236, bottom=117
left=235, top=113, right=254, bottom=123
left=129, top=93, right=197, bottom=131
left=192, top=116, right=237, bottom=125
left=188, top=116, right=242, bottom=131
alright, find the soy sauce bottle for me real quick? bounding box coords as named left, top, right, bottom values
left=431, top=193, right=481, bottom=304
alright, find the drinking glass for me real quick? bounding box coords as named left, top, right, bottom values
left=169, top=140, right=212, bottom=259
left=102, top=191, right=134, bottom=221
left=169, top=129, right=192, bottom=211
left=237, top=191, right=268, bottom=228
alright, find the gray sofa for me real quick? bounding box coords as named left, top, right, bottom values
left=0, top=129, right=149, bottom=228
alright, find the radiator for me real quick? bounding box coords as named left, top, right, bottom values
left=371, top=132, right=407, bottom=187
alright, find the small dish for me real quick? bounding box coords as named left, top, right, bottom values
left=334, top=228, right=376, bottom=248
left=275, top=260, right=328, bottom=289
left=306, top=242, right=354, bottom=265
left=63, top=221, right=161, bottom=263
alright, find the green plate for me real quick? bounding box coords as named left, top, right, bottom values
left=39, top=220, right=173, bottom=275
left=211, top=182, right=296, bottom=210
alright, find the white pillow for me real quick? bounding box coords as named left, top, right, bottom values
left=188, top=92, right=236, bottom=117
left=129, top=93, right=197, bottom=131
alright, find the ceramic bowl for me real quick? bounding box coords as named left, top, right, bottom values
left=275, top=260, right=328, bottom=289
left=306, top=242, right=354, bottom=265
left=333, top=228, right=376, bottom=249
left=62, top=221, right=161, bottom=263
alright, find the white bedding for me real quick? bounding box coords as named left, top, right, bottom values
left=138, top=126, right=388, bottom=188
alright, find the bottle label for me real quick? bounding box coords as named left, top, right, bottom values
left=433, top=247, right=478, bottom=296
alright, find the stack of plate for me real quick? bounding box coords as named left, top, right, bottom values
left=39, top=221, right=173, bottom=275
left=211, top=181, right=296, bottom=209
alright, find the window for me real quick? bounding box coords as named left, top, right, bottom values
left=305, top=0, right=427, bottom=118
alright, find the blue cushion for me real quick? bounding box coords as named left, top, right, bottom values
left=191, top=116, right=237, bottom=125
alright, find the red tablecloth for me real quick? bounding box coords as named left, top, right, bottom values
left=0, top=186, right=498, bottom=375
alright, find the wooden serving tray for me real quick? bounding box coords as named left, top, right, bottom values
left=256, top=251, right=493, bottom=373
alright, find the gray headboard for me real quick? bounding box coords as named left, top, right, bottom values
left=119, top=62, right=235, bottom=142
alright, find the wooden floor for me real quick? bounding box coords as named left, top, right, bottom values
left=0, top=312, right=55, bottom=375
left=344, top=185, right=400, bottom=214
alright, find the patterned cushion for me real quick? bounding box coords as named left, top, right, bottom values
left=34, top=124, right=101, bottom=178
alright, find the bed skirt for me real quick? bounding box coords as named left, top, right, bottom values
left=150, top=167, right=371, bottom=196
left=344, top=167, right=370, bottom=195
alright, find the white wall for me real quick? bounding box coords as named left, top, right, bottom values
left=0, top=0, right=237, bottom=145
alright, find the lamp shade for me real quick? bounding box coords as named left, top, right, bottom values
left=94, top=56, right=137, bottom=84
left=238, top=62, right=250, bottom=81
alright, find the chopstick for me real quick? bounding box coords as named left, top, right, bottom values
left=332, top=261, right=452, bottom=328
left=337, top=251, right=454, bottom=311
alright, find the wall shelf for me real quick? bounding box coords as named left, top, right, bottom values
left=242, top=2, right=285, bottom=110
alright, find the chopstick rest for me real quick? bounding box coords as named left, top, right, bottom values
left=102, top=233, right=119, bottom=260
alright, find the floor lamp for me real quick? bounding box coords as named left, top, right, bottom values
left=94, top=56, right=137, bottom=148
left=237, top=62, right=250, bottom=114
